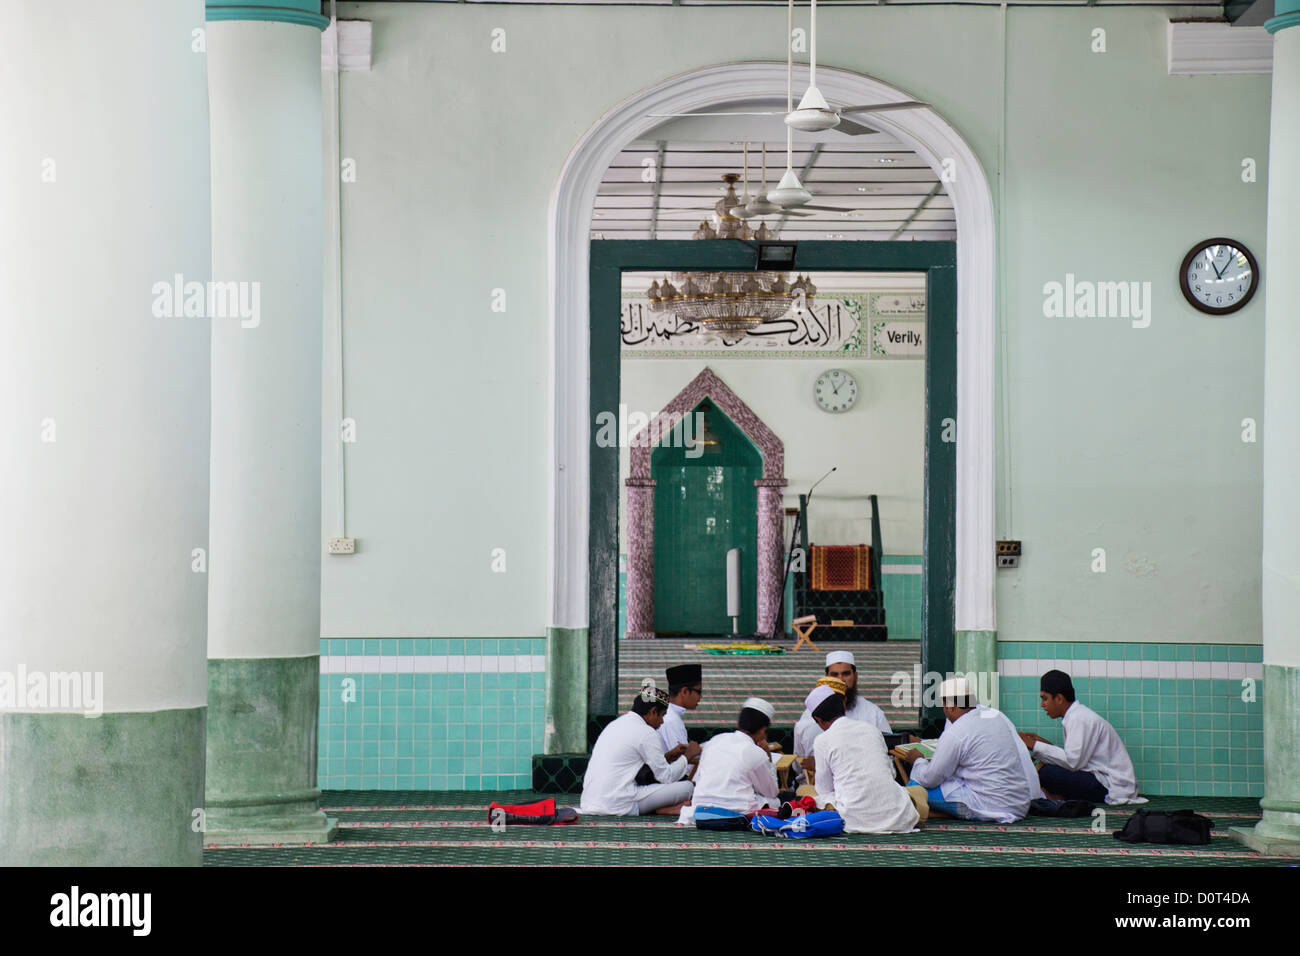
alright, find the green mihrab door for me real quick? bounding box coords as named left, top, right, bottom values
left=651, top=403, right=761, bottom=636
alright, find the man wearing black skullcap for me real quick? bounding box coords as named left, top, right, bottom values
left=659, top=663, right=703, bottom=762
left=580, top=683, right=697, bottom=816
left=1018, top=669, right=1146, bottom=805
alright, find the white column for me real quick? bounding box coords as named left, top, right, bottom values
left=0, top=0, right=211, bottom=864
left=1234, top=9, right=1300, bottom=856
left=203, top=15, right=334, bottom=843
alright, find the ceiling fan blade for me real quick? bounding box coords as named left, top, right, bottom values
left=647, top=111, right=785, bottom=118
left=832, top=118, right=877, bottom=136
left=837, top=101, right=929, bottom=116
left=800, top=204, right=855, bottom=213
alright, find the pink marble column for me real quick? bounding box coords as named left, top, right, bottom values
left=755, top=479, right=789, bottom=638
left=625, top=477, right=657, bottom=639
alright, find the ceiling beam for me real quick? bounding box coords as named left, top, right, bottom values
left=890, top=181, right=944, bottom=240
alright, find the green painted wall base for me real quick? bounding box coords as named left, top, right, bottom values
left=955, top=629, right=999, bottom=710
left=545, top=626, right=588, bottom=754
left=205, top=656, right=337, bottom=845
left=0, top=708, right=205, bottom=866
left=1231, top=662, right=1300, bottom=855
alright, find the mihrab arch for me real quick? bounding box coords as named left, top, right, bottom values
left=625, top=368, right=787, bottom=640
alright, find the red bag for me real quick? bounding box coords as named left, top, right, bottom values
left=487, top=799, right=578, bottom=826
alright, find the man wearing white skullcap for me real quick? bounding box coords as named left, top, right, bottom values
left=894, top=676, right=1041, bottom=822
left=803, top=683, right=924, bottom=833
left=689, top=697, right=780, bottom=813
left=793, top=650, right=892, bottom=761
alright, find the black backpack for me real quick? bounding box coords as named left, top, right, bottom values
left=1113, top=809, right=1213, bottom=845
left=1029, top=798, right=1097, bottom=818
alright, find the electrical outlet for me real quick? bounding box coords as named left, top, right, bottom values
left=328, top=537, right=355, bottom=555
left=997, top=540, right=1021, bottom=569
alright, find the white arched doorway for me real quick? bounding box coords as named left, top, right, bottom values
left=544, top=62, right=996, bottom=746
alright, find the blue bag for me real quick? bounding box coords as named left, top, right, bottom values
left=750, top=809, right=845, bottom=838
left=777, top=810, right=845, bottom=839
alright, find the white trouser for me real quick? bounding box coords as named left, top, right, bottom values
left=633, top=780, right=695, bottom=814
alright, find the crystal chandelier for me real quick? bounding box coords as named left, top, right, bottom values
left=645, top=173, right=816, bottom=346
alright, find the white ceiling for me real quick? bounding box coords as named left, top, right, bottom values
left=592, top=108, right=954, bottom=242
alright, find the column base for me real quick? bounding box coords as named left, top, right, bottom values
left=203, top=789, right=338, bottom=845
left=0, top=708, right=206, bottom=866
left=955, top=629, right=999, bottom=709
left=1230, top=817, right=1300, bottom=857
left=545, top=626, right=588, bottom=754
left=206, top=656, right=336, bottom=845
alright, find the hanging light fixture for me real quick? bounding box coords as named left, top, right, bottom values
left=644, top=173, right=815, bottom=346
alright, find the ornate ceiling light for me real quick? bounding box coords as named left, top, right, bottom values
left=644, top=173, right=816, bottom=346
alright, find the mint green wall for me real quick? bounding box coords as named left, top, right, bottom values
left=999, top=642, right=1264, bottom=796
left=995, top=13, right=1270, bottom=645
left=322, top=2, right=1269, bottom=653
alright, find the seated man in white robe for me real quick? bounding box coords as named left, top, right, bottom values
left=805, top=684, right=926, bottom=834
left=658, top=663, right=702, bottom=764
left=690, top=697, right=780, bottom=814
left=794, top=651, right=892, bottom=769
left=1018, top=669, right=1146, bottom=805
left=580, top=684, right=698, bottom=816
left=895, top=676, right=1040, bottom=823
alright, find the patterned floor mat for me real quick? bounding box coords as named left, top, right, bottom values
left=202, top=791, right=1284, bottom=867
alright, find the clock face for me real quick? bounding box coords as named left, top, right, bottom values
left=814, top=369, right=858, bottom=413
left=1180, top=239, right=1258, bottom=315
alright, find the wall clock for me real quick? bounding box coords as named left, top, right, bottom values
left=1180, top=238, right=1259, bottom=315
left=814, top=368, right=858, bottom=413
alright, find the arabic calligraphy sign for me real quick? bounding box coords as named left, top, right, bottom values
left=620, top=291, right=925, bottom=359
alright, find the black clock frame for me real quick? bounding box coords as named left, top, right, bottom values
left=1179, top=238, right=1259, bottom=316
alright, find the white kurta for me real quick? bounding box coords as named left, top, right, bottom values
left=1032, top=701, right=1144, bottom=805
left=657, top=703, right=688, bottom=753
left=813, top=717, right=919, bottom=834
left=910, top=705, right=1040, bottom=823
left=794, top=695, right=891, bottom=755
left=580, top=711, right=689, bottom=815
left=691, top=730, right=780, bottom=813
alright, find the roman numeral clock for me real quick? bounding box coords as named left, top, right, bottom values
left=1180, top=238, right=1259, bottom=315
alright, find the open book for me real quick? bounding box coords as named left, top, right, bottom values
left=890, top=740, right=939, bottom=759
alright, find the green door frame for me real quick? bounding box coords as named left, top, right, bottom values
left=590, top=239, right=957, bottom=730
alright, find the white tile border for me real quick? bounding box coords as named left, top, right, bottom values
left=996, top=658, right=1262, bottom=681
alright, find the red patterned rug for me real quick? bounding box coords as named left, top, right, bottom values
left=810, top=545, right=872, bottom=591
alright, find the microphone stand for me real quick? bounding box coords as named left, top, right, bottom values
left=768, top=466, right=836, bottom=640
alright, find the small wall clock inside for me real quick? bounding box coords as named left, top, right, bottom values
left=1180, top=238, right=1258, bottom=315
left=814, top=368, right=859, bottom=413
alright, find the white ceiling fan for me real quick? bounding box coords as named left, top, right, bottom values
left=646, top=0, right=925, bottom=212
left=734, top=143, right=815, bottom=218
left=648, top=0, right=929, bottom=137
